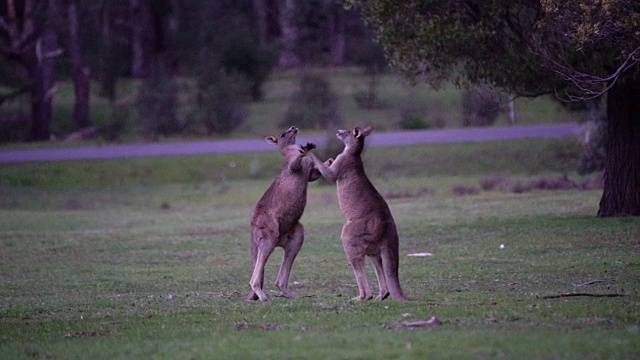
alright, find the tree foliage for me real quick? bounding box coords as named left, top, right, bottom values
left=347, top=0, right=640, bottom=98
left=347, top=0, right=640, bottom=217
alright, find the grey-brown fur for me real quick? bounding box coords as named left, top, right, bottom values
left=246, top=126, right=320, bottom=301
left=308, top=126, right=410, bottom=301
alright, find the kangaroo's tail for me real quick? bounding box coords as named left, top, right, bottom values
left=381, top=244, right=411, bottom=301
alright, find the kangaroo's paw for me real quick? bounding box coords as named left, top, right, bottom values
left=299, top=142, right=316, bottom=153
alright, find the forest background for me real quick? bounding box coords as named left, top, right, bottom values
left=0, top=0, right=590, bottom=145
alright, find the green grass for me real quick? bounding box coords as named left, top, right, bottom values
left=1, top=139, right=638, bottom=359
left=0, top=138, right=581, bottom=188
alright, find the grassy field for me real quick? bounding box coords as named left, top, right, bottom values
left=1, top=138, right=639, bottom=359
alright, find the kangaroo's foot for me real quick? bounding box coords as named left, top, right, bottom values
left=275, top=285, right=298, bottom=299
left=248, top=285, right=269, bottom=301
left=375, top=292, right=390, bottom=301
left=245, top=291, right=269, bottom=302
left=351, top=294, right=374, bottom=301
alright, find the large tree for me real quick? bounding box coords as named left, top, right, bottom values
left=347, top=0, right=640, bottom=217
left=0, top=0, right=61, bottom=141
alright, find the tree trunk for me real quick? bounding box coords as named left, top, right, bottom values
left=29, top=27, right=59, bottom=141
left=99, top=0, right=117, bottom=101
left=129, top=0, right=149, bottom=77
left=597, top=75, right=640, bottom=217
left=277, top=0, right=300, bottom=68
left=253, top=0, right=269, bottom=48
left=507, top=95, right=516, bottom=125
left=330, top=4, right=346, bottom=66
left=67, top=0, right=91, bottom=129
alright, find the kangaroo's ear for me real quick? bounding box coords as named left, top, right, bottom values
left=354, top=126, right=374, bottom=138
left=361, top=126, right=374, bottom=137
left=264, top=136, right=278, bottom=145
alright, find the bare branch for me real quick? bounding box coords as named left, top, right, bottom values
left=534, top=46, right=640, bottom=101
left=542, top=292, right=626, bottom=299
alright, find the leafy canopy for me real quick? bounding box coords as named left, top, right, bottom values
left=346, top=0, right=640, bottom=98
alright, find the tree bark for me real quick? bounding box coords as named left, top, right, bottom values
left=277, top=0, right=300, bottom=68
left=253, top=0, right=269, bottom=48
left=329, top=4, right=346, bottom=66
left=67, top=0, right=91, bottom=129
left=597, top=75, right=640, bottom=217
left=99, top=0, right=117, bottom=101
left=129, top=0, right=150, bottom=77
left=29, top=27, right=58, bottom=141
left=507, top=96, right=516, bottom=125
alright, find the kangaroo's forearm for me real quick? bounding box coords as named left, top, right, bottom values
left=308, top=152, right=338, bottom=183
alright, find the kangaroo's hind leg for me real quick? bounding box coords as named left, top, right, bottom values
left=248, top=228, right=277, bottom=301
left=245, top=240, right=261, bottom=301
left=275, top=223, right=304, bottom=299
left=369, top=254, right=390, bottom=301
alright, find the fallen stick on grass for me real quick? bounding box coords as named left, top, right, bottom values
left=542, top=292, right=626, bottom=299
left=394, top=316, right=443, bottom=329
left=574, top=280, right=604, bottom=287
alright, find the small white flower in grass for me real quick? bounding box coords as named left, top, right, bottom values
left=500, top=244, right=506, bottom=249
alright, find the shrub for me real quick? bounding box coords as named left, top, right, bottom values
left=100, top=104, right=130, bottom=142
left=351, top=38, right=388, bottom=110
left=220, top=30, right=275, bottom=101
left=193, top=69, right=250, bottom=135
left=451, top=185, right=480, bottom=196
left=461, top=85, right=505, bottom=127
left=136, top=61, right=181, bottom=140
left=291, top=0, right=335, bottom=65
left=353, top=74, right=387, bottom=110
left=0, top=111, right=29, bottom=142
left=282, top=73, right=342, bottom=130
left=480, top=175, right=510, bottom=191
left=397, top=102, right=432, bottom=130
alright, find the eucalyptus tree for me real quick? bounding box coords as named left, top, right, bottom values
left=347, top=0, right=640, bottom=217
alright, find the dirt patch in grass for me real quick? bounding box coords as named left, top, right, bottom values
left=454, top=173, right=603, bottom=196
left=385, top=187, right=436, bottom=200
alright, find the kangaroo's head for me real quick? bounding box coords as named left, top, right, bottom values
left=336, top=126, right=374, bottom=155
left=265, top=126, right=299, bottom=153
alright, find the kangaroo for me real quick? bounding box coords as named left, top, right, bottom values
left=307, top=126, right=410, bottom=301
left=246, top=126, right=320, bottom=301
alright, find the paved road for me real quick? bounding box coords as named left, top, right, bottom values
left=0, top=123, right=581, bottom=164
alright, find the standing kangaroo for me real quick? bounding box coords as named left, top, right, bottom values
left=308, top=126, right=410, bottom=301
left=246, top=126, right=319, bottom=301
